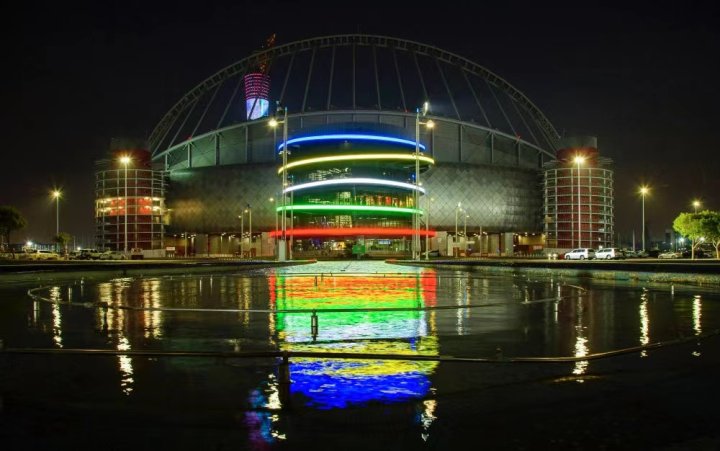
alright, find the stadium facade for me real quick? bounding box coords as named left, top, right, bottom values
left=94, top=34, right=613, bottom=257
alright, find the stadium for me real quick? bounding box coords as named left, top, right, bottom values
left=96, top=34, right=613, bottom=258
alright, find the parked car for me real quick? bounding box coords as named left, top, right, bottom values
left=682, top=249, right=708, bottom=258
left=636, top=250, right=649, bottom=258
left=658, top=251, right=681, bottom=259
left=623, top=249, right=637, bottom=258
left=595, top=247, right=624, bottom=260
left=564, top=248, right=596, bottom=260
left=76, top=249, right=103, bottom=260
left=423, top=249, right=440, bottom=257
left=98, top=250, right=127, bottom=260
left=21, top=249, right=60, bottom=260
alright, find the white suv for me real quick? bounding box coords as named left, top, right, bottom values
left=564, top=248, right=596, bottom=260
left=595, top=247, right=624, bottom=260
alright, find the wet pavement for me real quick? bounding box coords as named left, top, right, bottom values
left=1, top=261, right=719, bottom=449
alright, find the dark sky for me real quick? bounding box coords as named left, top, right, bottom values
left=3, top=0, right=719, bottom=247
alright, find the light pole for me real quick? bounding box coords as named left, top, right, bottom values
left=693, top=199, right=701, bottom=213
left=247, top=204, right=252, bottom=258
left=425, top=197, right=434, bottom=260
left=51, top=190, right=61, bottom=249
left=238, top=214, right=244, bottom=258
left=640, top=186, right=649, bottom=252
left=573, top=155, right=585, bottom=248
left=269, top=106, right=289, bottom=261
left=414, top=102, right=434, bottom=260
left=119, top=155, right=131, bottom=253
left=455, top=202, right=462, bottom=238
left=269, top=197, right=277, bottom=257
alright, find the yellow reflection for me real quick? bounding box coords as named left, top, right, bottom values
left=420, top=399, right=438, bottom=441
left=49, top=286, right=63, bottom=348
left=572, top=296, right=588, bottom=378
left=141, top=279, right=163, bottom=339
left=693, top=295, right=702, bottom=336
left=572, top=335, right=589, bottom=377
left=117, top=335, right=135, bottom=396
left=639, top=293, right=649, bottom=357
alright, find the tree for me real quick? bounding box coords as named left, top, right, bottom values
left=0, top=205, right=27, bottom=251
left=53, top=232, right=72, bottom=256
left=673, top=211, right=720, bottom=259
left=698, top=211, right=720, bottom=259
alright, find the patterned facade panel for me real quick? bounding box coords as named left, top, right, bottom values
left=247, top=123, right=275, bottom=163
left=493, top=136, right=517, bottom=166
left=166, top=162, right=543, bottom=234
left=190, top=135, right=216, bottom=168
left=167, top=145, right=189, bottom=170
left=519, top=143, right=539, bottom=169
left=218, top=128, right=247, bottom=165
left=167, top=164, right=279, bottom=234
left=460, top=127, right=492, bottom=164
left=432, top=121, right=460, bottom=162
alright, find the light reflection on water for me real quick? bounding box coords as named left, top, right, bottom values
left=9, top=261, right=720, bottom=445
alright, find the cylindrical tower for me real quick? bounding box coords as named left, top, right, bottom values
left=543, top=136, right=614, bottom=250
left=95, top=147, right=168, bottom=252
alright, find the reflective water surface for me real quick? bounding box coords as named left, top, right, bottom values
left=2, top=261, right=719, bottom=449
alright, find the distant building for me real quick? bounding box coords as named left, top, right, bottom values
left=543, top=136, right=614, bottom=250
left=94, top=140, right=167, bottom=251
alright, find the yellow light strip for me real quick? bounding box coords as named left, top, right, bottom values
left=277, top=153, right=435, bottom=174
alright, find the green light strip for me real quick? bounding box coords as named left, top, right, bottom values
left=275, top=204, right=423, bottom=214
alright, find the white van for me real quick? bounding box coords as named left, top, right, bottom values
left=595, top=248, right=624, bottom=260
left=564, top=248, right=596, bottom=260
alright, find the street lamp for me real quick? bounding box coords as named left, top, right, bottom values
left=693, top=199, right=701, bottom=213
left=119, top=155, right=132, bottom=253
left=639, top=186, right=650, bottom=252
left=414, top=101, right=434, bottom=260
left=51, top=189, right=61, bottom=245
left=573, top=155, right=585, bottom=248
left=269, top=197, right=278, bottom=257
left=238, top=214, right=244, bottom=258
left=269, top=106, right=290, bottom=261
left=425, top=197, right=434, bottom=260
left=246, top=204, right=252, bottom=257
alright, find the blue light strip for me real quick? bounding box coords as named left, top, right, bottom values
left=277, top=134, right=426, bottom=151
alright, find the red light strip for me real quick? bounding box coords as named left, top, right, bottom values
left=268, top=227, right=436, bottom=238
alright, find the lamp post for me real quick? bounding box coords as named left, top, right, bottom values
left=639, top=186, right=649, bottom=252
left=693, top=199, right=701, bottom=213
left=425, top=197, right=434, bottom=260
left=573, top=155, right=585, bottom=248
left=269, top=197, right=277, bottom=257
left=455, top=202, right=462, bottom=238
left=238, top=214, right=244, bottom=258
left=119, top=155, right=131, bottom=254
left=246, top=204, right=252, bottom=258
left=414, top=102, right=434, bottom=260
left=269, top=106, right=289, bottom=261
left=51, top=190, right=61, bottom=245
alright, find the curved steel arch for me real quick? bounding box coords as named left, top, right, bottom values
left=149, top=34, right=560, bottom=155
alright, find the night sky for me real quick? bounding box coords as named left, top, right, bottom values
left=3, top=0, right=719, bottom=247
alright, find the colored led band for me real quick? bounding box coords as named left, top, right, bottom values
left=283, top=178, right=426, bottom=194
left=275, top=204, right=422, bottom=214
left=277, top=153, right=435, bottom=174
left=268, top=227, right=436, bottom=238
left=277, top=134, right=425, bottom=151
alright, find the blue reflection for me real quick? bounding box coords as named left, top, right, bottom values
left=290, top=360, right=431, bottom=409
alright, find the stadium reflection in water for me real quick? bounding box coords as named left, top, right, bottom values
left=13, top=262, right=720, bottom=448
left=269, top=270, right=439, bottom=409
